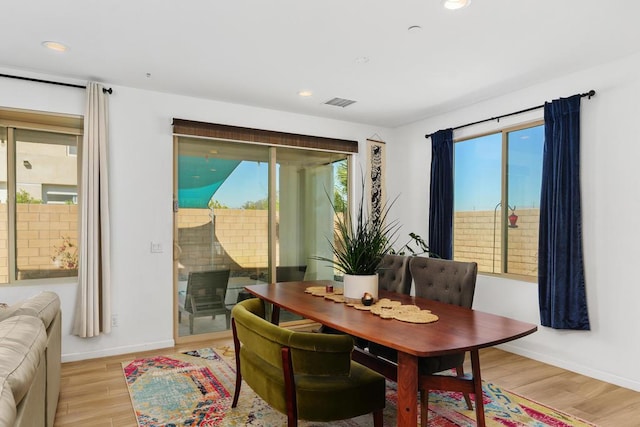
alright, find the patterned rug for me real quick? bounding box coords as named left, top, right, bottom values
left=122, top=346, right=596, bottom=427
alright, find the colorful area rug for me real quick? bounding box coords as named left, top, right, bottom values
left=122, top=346, right=596, bottom=426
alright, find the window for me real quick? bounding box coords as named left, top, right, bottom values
left=0, top=109, right=82, bottom=283
left=453, top=122, right=544, bottom=279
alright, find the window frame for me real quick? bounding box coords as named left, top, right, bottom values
left=453, top=119, right=544, bottom=282
left=0, top=107, right=83, bottom=285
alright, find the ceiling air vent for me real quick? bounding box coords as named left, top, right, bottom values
left=324, top=97, right=357, bottom=108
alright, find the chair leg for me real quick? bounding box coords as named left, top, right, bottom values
left=189, top=315, right=194, bottom=334
left=373, top=408, right=383, bottom=427
left=231, top=320, right=242, bottom=408
left=178, top=310, right=181, bottom=323
left=455, top=365, right=473, bottom=410
left=420, top=388, right=429, bottom=427
left=225, top=312, right=231, bottom=330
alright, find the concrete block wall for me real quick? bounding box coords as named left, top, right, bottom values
left=454, top=208, right=539, bottom=277
left=177, top=208, right=269, bottom=276
left=0, top=203, right=78, bottom=282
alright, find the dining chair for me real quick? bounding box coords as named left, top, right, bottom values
left=178, top=269, right=231, bottom=333
left=349, top=254, right=413, bottom=346
left=231, top=298, right=385, bottom=426
left=377, top=254, right=412, bottom=294
left=367, top=256, right=478, bottom=427
left=276, top=265, right=307, bottom=282
left=321, top=254, right=412, bottom=338
left=411, top=256, right=478, bottom=426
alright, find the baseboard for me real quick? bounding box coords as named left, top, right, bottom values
left=497, top=342, right=640, bottom=392
left=62, top=339, right=175, bottom=363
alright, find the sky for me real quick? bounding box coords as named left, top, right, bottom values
left=454, top=125, right=544, bottom=212
left=192, top=125, right=544, bottom=212
left=213, top=161, right=269, bottom=208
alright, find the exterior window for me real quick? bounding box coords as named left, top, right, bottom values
left=453, top=122, right=544, bottom=279
left=0, top=110, right=82, bottom=283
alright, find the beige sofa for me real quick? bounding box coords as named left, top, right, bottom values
left=0, top=292, right=62, bottom=427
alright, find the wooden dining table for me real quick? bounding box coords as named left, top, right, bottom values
left=244, top=280, right=537, bottom=427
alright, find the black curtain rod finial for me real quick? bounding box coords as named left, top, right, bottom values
left=1, top=73, right=113, bottom=94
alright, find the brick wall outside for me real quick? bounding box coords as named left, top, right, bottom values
left=0, top=203, right=78, bottom=282
left=454, top=208, right=539, bottom=277
left=0, top=205, right=539, bottom=282
left=177, top=208, right=271, bottom=277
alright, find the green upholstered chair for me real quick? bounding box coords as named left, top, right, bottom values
left=231, top=298, right=385, bottom=426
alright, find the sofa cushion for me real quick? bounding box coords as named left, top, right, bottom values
left=0, top=378, right=17, bottom=427
left=0, top=315, right=47, bottom=404
left=0, top=304, right=23, bottom=323
left=13, top=292, right=61, bottom=330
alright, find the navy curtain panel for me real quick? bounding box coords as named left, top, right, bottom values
left=428, top=129, right=454, bottom=260
left=539, top=95, right=590, bottom=330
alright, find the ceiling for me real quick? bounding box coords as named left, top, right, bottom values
left=2, top=0, right=640, bottom=128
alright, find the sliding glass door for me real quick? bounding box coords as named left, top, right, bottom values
left=174, top=137, right=349, bottom=340
left=275, top=147, right=348, bottom=321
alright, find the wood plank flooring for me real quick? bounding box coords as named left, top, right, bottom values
left=54, top=331, right=640, bottom=426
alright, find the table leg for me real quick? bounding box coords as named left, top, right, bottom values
left=470, top=349, right=486, bottom=427
left=270, top=305, right=280, bottom=325
left=397, top=351, right=418, bottom=427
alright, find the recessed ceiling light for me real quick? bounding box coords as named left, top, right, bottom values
left=42, top=41, right=68, bottom=52
left=443, top=0, right=471, bottom=10
left=408, top=25, right=422, bottom=34
left=355, top=56, right=370, bottom=64
left=298, top=90, right=313, bottom=97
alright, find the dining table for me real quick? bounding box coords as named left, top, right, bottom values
left=244, top=280, right=537, bottom=427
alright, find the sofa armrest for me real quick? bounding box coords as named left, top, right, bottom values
left=0, top=380, right=17, bottom=427
left=0, top=315, right=47, bottom=406
left=15, top=292, right=61, bottom=330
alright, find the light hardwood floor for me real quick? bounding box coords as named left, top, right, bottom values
left=54, top=331, right=640, bottom=426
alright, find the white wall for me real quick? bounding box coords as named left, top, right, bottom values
left=389, top=52, right=640, bottom=391
left=3, top=50, right=640, bottom=391
left=0, top=69, right=392, bottom=361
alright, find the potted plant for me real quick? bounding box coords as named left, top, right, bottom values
left=313, top=184, right=399, bottom=302
left=391, top=232, right=439, bottom=258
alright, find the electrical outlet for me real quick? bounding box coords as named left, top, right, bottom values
left=111, top=313, right=119, bottom=327
left=150, top=242, right=163, bottom=253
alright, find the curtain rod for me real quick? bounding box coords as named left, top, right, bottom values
left=424, top=89, right=595, bottom=139
left=0, top=73, right=113, bottom=94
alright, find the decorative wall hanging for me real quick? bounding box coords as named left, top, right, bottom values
left=366, top=138, right=386, bottom=223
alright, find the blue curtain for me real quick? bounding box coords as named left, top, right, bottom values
left=539, top=95, right=590, bottom=330
left=428, top=129, right=454, bottom=259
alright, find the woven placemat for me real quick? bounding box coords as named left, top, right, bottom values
left=392, top=310, right=439, bottom=323
left=325, top=294, right=347, bottom=303
left=304, top=287, right=438, bottom=324
left=305, top=286, right=344, bottom=297
left=370, top=301, right=438, bottom=324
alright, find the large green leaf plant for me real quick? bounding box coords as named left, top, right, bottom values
left=314, top=186, right=400, bottom=276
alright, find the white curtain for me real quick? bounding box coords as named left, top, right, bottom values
left=72, top=82, right=112, bottom=338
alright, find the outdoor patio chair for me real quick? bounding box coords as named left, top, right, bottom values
left=179, top=269, right=231, bottom=333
